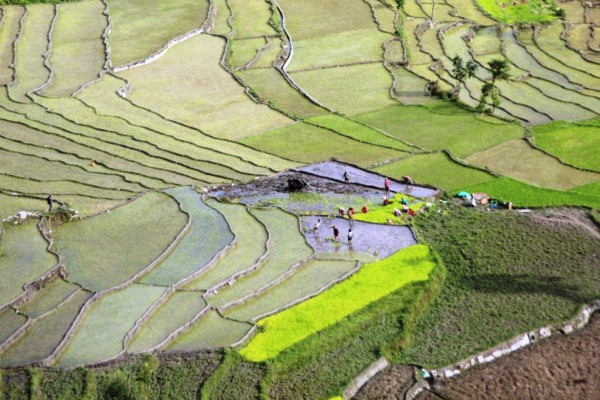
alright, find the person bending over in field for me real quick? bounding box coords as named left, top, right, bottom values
left=313, top=218, right=321, bottom=232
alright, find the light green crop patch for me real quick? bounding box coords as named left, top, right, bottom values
left=352, top=193, right=425, bottom=225
left=476, top=0, right=557, bottom=24
left=240, top=244, right=435, bottom=362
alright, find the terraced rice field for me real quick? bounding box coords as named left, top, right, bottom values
left=0, top=0, right=599, bottom=398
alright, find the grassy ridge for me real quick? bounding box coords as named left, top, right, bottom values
left=476, top=0, right=556, bottom=24
left=240, top=244, right=435, bottom=362
left=402, top=204, right=600, bottom=367
left=533, top=121, right=600, bottom=172
left=460, top=176, right=600, bottom=209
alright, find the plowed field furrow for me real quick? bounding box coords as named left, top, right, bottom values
left=139, top=187, right=234, bottom=286
left=0, top=174, right=134, bottom=201
left=9, top=4, right=54, bottom=102
left=0, top=115, right=169, bottom=190
left=0, top=97, right=211, bottom=187
left=34, top=97, right=259, bottom=183
left=41, top=0, right=106, bottom=97
left=76, top=74, right=297, bottom=172
left=0, top=6, right=24, bottom=85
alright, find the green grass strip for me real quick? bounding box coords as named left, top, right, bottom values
left=352, top=193, right=424, bottom=225
left=533, top=121, right=600, bottom=172
left=476, top=0, right=556, bottom=24
left=240, top=244, right=435, bottom=361
left=460, top=176, right=600, bottom=208
left=306, top=114, right=413, bottom=152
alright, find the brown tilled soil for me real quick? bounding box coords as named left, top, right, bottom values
left=352, top=313, right=600, bottom=399
left=423, top=312, right=600, bottom=400
left=354, top=365, right=417, bottom=399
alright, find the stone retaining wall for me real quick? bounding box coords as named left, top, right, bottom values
left=342, top=357, right=389, bottom=399
left=218, top=254, right=316, bottom=312
left=112, top=27, right=204, bottom=73
left=430, top=300, right=600, bottom=381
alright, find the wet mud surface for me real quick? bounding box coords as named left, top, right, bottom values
left=296, top=160, right=438, bottom=199
left=300, top=216, right=417, bottom=260
left=211, top=161, right=437, bottom=202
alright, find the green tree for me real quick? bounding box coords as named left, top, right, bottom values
left=489, top=59, right=510, bottom=84
left=451, top=56, right=478, bottom=96
left=478, top=59, right=510, bottom=112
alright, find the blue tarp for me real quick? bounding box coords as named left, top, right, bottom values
left=457, top=191, right=472, bottom=200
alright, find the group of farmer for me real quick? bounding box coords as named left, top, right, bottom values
left=313, top=172, right=417, bottom=244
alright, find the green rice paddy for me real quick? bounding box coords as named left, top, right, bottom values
left=0, top=221, right=56, bottom=305
left=57, top=284, right=166, bottom=368
left=53, top=191, right=187, bottom=292
left=0, top=0, right=599, bottom=397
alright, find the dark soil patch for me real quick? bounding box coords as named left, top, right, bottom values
left=300, top=216, right=417, bottom=260
left=427, top=312, right=600, bottom=399
left=354, top=364, right=418, bottom=399
left=296, top=160, right=438, bottom=199
left=210, top=161, right=438, bottom=208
